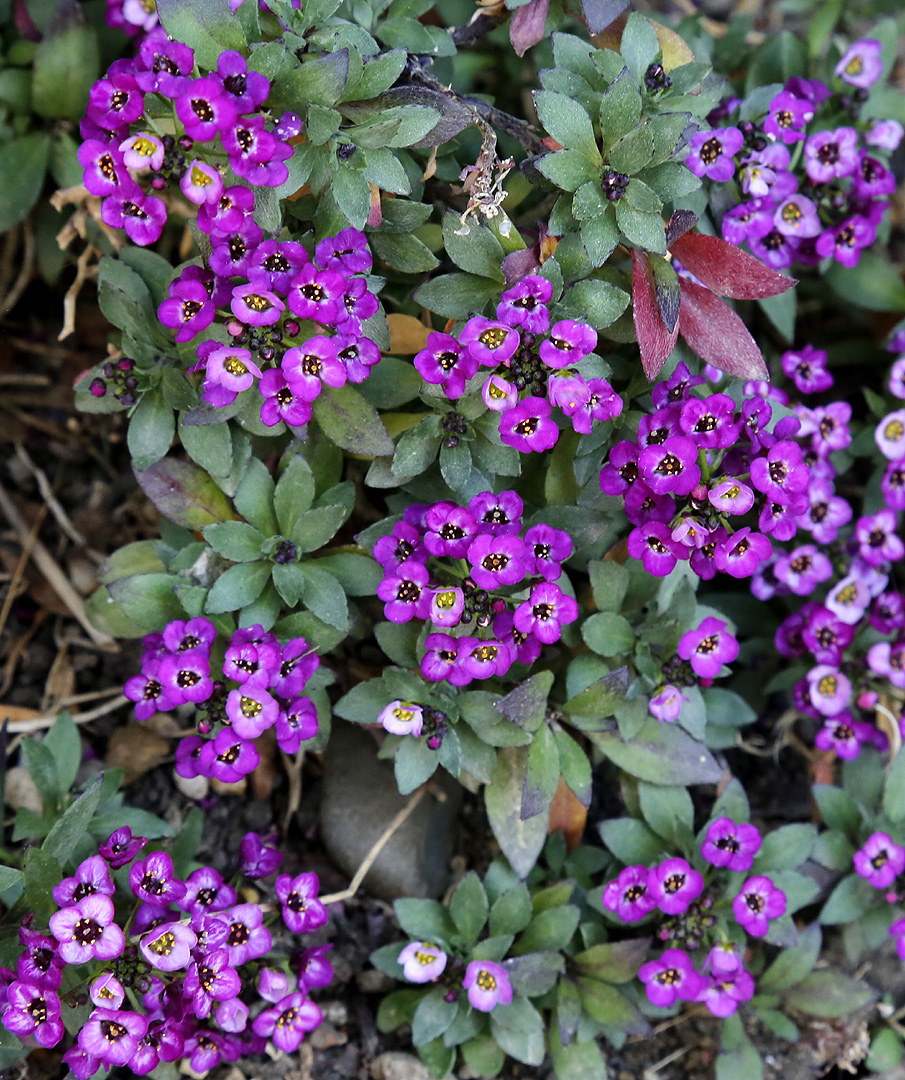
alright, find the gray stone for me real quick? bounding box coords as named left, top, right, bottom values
left=320, top=720, right=461, bottom=900
left=370, top=1052, right=433, bottom=1080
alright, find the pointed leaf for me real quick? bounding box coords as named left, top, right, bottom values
left=678, top=280, right=768, bottom=380
left=495, top=671, right=554, bottom=732
left=510, top=0, right=551, bottom=56
left=669, top=231, right=796, bottom=300
left=133, top=458, right=234, bottom=529
left=632, top=250, right=679, bottom=380
left=485, top=747, right=547, bottom=878
left=665, top=208, right=698, bottom=246
left=648, top=252, right=681, bottom=333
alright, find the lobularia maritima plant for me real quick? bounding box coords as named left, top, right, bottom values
left=1, top=0, right=904, bottom=1076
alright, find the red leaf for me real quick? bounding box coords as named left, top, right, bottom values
left=669, top=232, right=796, bottom=300
left=632, top=251, right=679, bottom=381
left=509, top=0, right=550, bottom=56
left=678, top=280, right=769, bottom=380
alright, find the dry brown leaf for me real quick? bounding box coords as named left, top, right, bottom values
left=387, top=313, right=432, bottom=355
left=106, top=723, right=170, bottom=784
left=547, top=775, right=588, bottom=851
left=0, top=703, right=43, bottom=724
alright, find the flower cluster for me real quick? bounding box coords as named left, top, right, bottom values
left=414, top=275, right=623, bottom=453
left=768, top=349, right=905, bottom=759
left=852, top=833, right=905, bottom=963
left=397, top=945, right=513, bottom=1013
left=600, top=361, right=813, bottom=581
left=123, top=618, right=320, bottom=781
left=604, top=818, right=786, bottom=1018
left=0, top=829, right=331, bottom=1074
left=372, top=491, right=578, bottom=687
left=79, top=30, right=295, bottom=246
left=649, top=616, right=740, bottom=723
left=104, top=0, right=160, bottom=37
left=691, top=41, right=901, bottom=270
left=173, top=226, right=381, bottom=430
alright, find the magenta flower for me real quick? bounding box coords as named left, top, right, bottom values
left=398, top=941, right=448, bottom=983
left=855, top=509, right=904, bottom=567
left=175, top=77, right=236, bottom=140
left=275, top=872, right=328, bottom=934
left=129, top=851, right=186, bottom=906
left=702, top=818, right=761, bottom=872
left=421, top=634, right=470, bottom=686
left=835, top=39, right=883, bottom=87
left=48, top=895, right=125, bottom=965
left=678, top=617, right=739, bottom=679
left=295, top=944, right=334, bottom=992
left=459, top=637, right=511, bottom=681
left=158, top=648, right=214, bottom=705
left=697, top=968, right=755, bottom=1017
left=2, top=982, right=64, bottom=1047
left=276, top=697, right=319, bottom=754
left=315, top=227, right=372, bottom=274
left=763, top=90, right=813, bottom=144
left=259, top=369, right=313, bottom=428
left=463, top=961, right=513, bottom=1012
left=513, top=581, right=578, bottom=644
left=282, top=336, right=346, bottom=402
left=16, top=929, right=62, bottom=990
left=814, top=716, right=867, bottom=759
left=496, top=274, right=552, bottom=333
left=377, top=562, right=430, bottom=623
left=157, top=278, right=215, bottom=344
left=523, top=523, right=572, bottom=580
left=638, top=950, right=704, bottom=1007
left=179, top=867, right=236, bottom=916
left=467, top=533, right=527, bottom=589
left=424, top=502, right=478, bottom=558
left=287, top=263, right=347, bottom=324
left=815, top=216, right=877, bottom=268
left=252, top=992, right=322, bottom=1052
left=804, top=127, right=860, bottom=183
left=732, top=876, right=787, bottom=937
left=226, top=679, right=280, bottom=739
left=239, top=832, right=283, bottom=879
left=602, top=865, right=658, bottom=922
left=139, top=922, right=196, bottom=971
left=230, top=284, right=285, bottom=327
left=101, top=188, right=167, bottom=246
left=627, top=522, right=684, bottom=577
left=78, top=1007, right=148, bottom=1066
left=220, top=902, right=273, bottom=965
left=638, top=436, right=701, bottom=496
left=470, top=490, right=524, bottom=535
left=98, top=826, right=148, bottom=869
left=539, top=319, right=597, bottom=368
left=414, top=332, right=478, bottom=399
left=750, top=440, right=809, bottom=504
left=854, top=832, right=905, bottom=889
left=685, top=127, right=743, bottom=181
left=649, top=858, right=704, bottom=915
left=499, top=396, right=560, bottom=452
left=184, top=948, right=241, bottom=1019
left=890, top=919, right=905, bottom=961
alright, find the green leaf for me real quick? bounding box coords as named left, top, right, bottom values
left=333, top=164, right=372, bottom=229
left=534, top=90, right=601, bottom=164
left=551, top=1034, right=606, bottom=1080
left=609, top=125, right=654, bottom=175
left=620, top=12, right=660, bottom=81
left=589, top=560, right=629, bottom=612
left=504, top=951, right=565, bottom=997
left=884, top=749, right=905, bottom=822
left=205, top=561, right=272, bottom=615
left=0, top=866, right=23, bottom=892
left=495, top=672, right=554, bottom=733
left=615, top=200, right=666, bottom=253
left=581, top=214, right=621, bottom=268
left=563, top=667, right=630, bottom=727
left=599, top=816, right=664, bottom=864
left=571, top=937, right=651, bottom=983
left=783, top=970, right=875, bottom=1018
left=269, top=50, right=350, bottom=110
left=347, top=49, right=408, bottom=99
left=640, top=161, right=701, bottom=201
left=134, top=458, right=234, bottom=529
left=554, top=727, right=592, bottom=807
left=414, top=272, right=502, bottom=318
left=412, top=988, right=458, bottom=1046
left=521, top=724, right=560, bottom=821
left=22, top=847, right=63, bottom=921
left=490, top=996, right=545, bottom=1066
left=395, top=897, right=458, bottom=946
left=812, top=784, right=861, bottom=834
left=371, top=231, right=439, bottom=274
left=560, top=278, right=629, bottom=329
left=591, top=718, right=722, bottom=785
left=394, top=733, right=439, bottom=795
left=32, top=14, right=98, bottom=120
left=825, top=252, right=905, bottom=312
left=461, top=1035, right=505, bottom=1077
left=759, top=922, right=821, bottom=992
left=600, top=70, right=641, bottom=148
left=22, top=738, right=60, bottom=807
left=536, top=149, right=601, bottom=192
left=271, top=562, right=305, bottom=606
left=647, top=112, right=692, bottom=167
left=0, top=132, right=50, bottom=232
left=377, top=988, right=425, bottom=1033
left=576, top=978, right=649, bottom=1034
left=513, top=905, right=580, bottom=956
left=442, top=213, right=506, bottom=282
left=128, top=389, right=174, bottom=471
left=156, top=0, right=246, bottom=68
left=485, top=747, right=548, bottom=878
left=439, top=442, right=472, bottom=494
left=202, top=521, right=265, bottom=563
left=299, top=564, right=349, bottom=631
left=716, top=1013, right=763, bottom=1080
left=489, top=882, right=533, bottom=937
left=820, top=874, right=878, bottom=925
left=867, top=1028, right=904, bottom=1073
left=582, top=612, right=634, bottom=656
left=450, top=871, right=489, bottom=946
left=314, top=384, right=394, bottom=456
left=232, top=457, right=278, bottom=536
left=107, top=573, right=185, bottom=629
left=274, top=456, right=315, bottom=539
left=42, top=773, right=104, bottom=863
left=638, top=782, right=694, bottom=847
left=753, top=823, right=816, bottom=872
left=43, top=712, right=81, bottom=797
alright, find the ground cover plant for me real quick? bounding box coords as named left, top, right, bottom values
left=0, top=0, right=904, bottom=1077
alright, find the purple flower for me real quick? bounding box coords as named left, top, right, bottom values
left=804, top=127, right=860, bottom=183
left=638, top=950, right=704, bottom=1008
left=806, top=665, right=852, bottom=717
left=199, top=729, right=260, bottom=782
left=239, top=832, right=283, bottom=878
left=414, top=332, right=478, bottom=399
left=705, top=941, right=743, bottom=977
left=524, top=523, right=572, bottom=580
left=282, top=337, right=345, bottom=401
left=276, top=697, right=319, bottom=754
left=571, top=377, right=623, bottom=433
left=513, top=581, right=578, bottom=644
left=157, top=278, right=216, bottom=344
left=316, top=227, right=372, bottom=275
left=275, top=872, right=328, bottom=934
left=3, top=982, right=64, bottom=1047
left=649, top=858, right=704, bottom=915
left=499, top=397, right=560, bottom=452
left=494, top=610, right=543, bottom=667
left=79, top=139, right=130, bottom=198
left=854, top=155, right=897, bottom=199
left=219, top=902, right=273, bottom=966
left=48, top=895, right=125, bottom=964
left=825, top=573, right=871, bottom=624
left=78, top=1007, right=148, bottom=1066
left=53, top=855, right=114, bottom=907
left=226, top=679, right=279, bottom=739
left=649, top=684, right=686, bottom=723
left=482, top=374, right=519, bottom=412
left=158, top=649, right=214, bottom=706
left=180, top=159, right=223, bottom=205
left=184, top=948, right=241, bottom=1018
left=685, top=127, right=743, bottom=181
left=539, top=319, right=597, bottom=368
left=732, top=876, right=787, bottom=937
left=867, top=642, right=905, bottom=689
left=854, top=832, right=905, bottom=889
left=175, top=77, right=236, bottom=141
left=815, top=216, right=877, bottom=268
left=209, top=219, right=261, bottom=277
left=252, top=992, right=322, bottom=1052
left=98, top=826, right=148, bottom=869
left=421, top=634, right=470, bottom=686
left=295, top=944, right=334, bottom=991
left=773, top=195, right=821, bottom=240
left=814, top=715, right=867, bottom=759
left=781, top=345, right=832, bottom=394
left=248, top=240, right=309, bottom=295
left=373, top=521, right=427, bottom=571
left=198, top=182, right=255, bottom=235
left=627, top=522, right=684, bottom=577
left=774, top=544, right=833, bottom=595
left=714, top=528, right=772, bottom=579
left=16, top=929, right=62, bottom=990
left=750, top=440, right=809, bottom=504
left=139, top=922, right=197, bottom=971
left=129, top=851, right=186, bottom=906
left=398, top=941, right=448, bottom=983
left=707, top=478, right=754, bottom=516
left=876, top=410, right=905, bottom=460
left=697, top=968, right=755, bottom=1017
left=460, top=316, right=520, bottom=366
left=602, top=865, right=658, bottom=922
left=101, top=188, right=167, bottom=246
left=287, top=263, right=347, bottom=324
left=87, top=73, right=144, bottom=130
left=638, top=436, right=701, bottom=496
left=378, top=700, right=424, bottom=737
left=600, top=441, right=640, bottom=495
left=467, top=533, right=527, bottom=589
left=870, top=591, right=905, bottom=635
left=377, top=561, right=430, bottom=623
left=230, top=284, right=285, bottom=327
left=763, top=90, right=813, bottom=144
left=678, top=617, right=739, bottom=679
left=259, top=369, right=313, bottom=428
left=424, top=502, right=478, bottom=558
left=866, top=119, right=904, bottom=151
left=135, top=31, right=194, bottom=96
left=702, top=818, right=762, bottom=872
left=801, top=607, right=853, bottom=664
left=179, top=866, right=236, bottom=916
left=214, top=48, right=270, bottom=111
left=835, top=39, right=883, bottom=87
left=890, top=919, right=905, bottom=961
left=89, top=972, right=125, bottom=1009
left=163, top=616, right=215, bottom=654
left=497, top=274, right=552, bottom=333
left=856, top=509, right=904, bottom=566
left=463, top=961, right=513, bottom=1012
left=459, top=637, right=511, bottom=681
left=469, top=490, right=523, bottom=535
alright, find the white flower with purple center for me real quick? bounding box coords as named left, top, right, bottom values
left=875, top=409, right=905, bottom=460
left=834, top=38, right=883, bottom=88
left=825, top=573, right=871, bottom=624
left=701, top=818, right=761, bottom=872
left=378, top=700, right=424, bottom=737
left=732, top=876, right=787, bottom=937
left=119, top=132, right=165, bottom=171
left=707, top=477, right=755, bottom=516
left=463, top=960, right=513, bottom=1012
left=805, top=664, right=852, bottom=717
left=48, top=895, right=125, bottom=965
left=638, top=949, right=704, bottom=1008
left=398, top=941, right=448, bottom=983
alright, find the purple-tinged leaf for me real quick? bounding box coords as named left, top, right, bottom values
left=678, top=280, right=769, bottom=380
left=632, top=251, right=679, bottom=381
left=664, top=208, right=697, bottom=247
left=133, top=457, right=235, bottom=530
left=572, top=938, right=652, bottom=983
left=670, top=231, right=797, bottom=300
left=510, top=0, right=550, bottom=56
left=649, top=252, right=681, bottom=334
left=581, top=0, right=630, bottom=34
